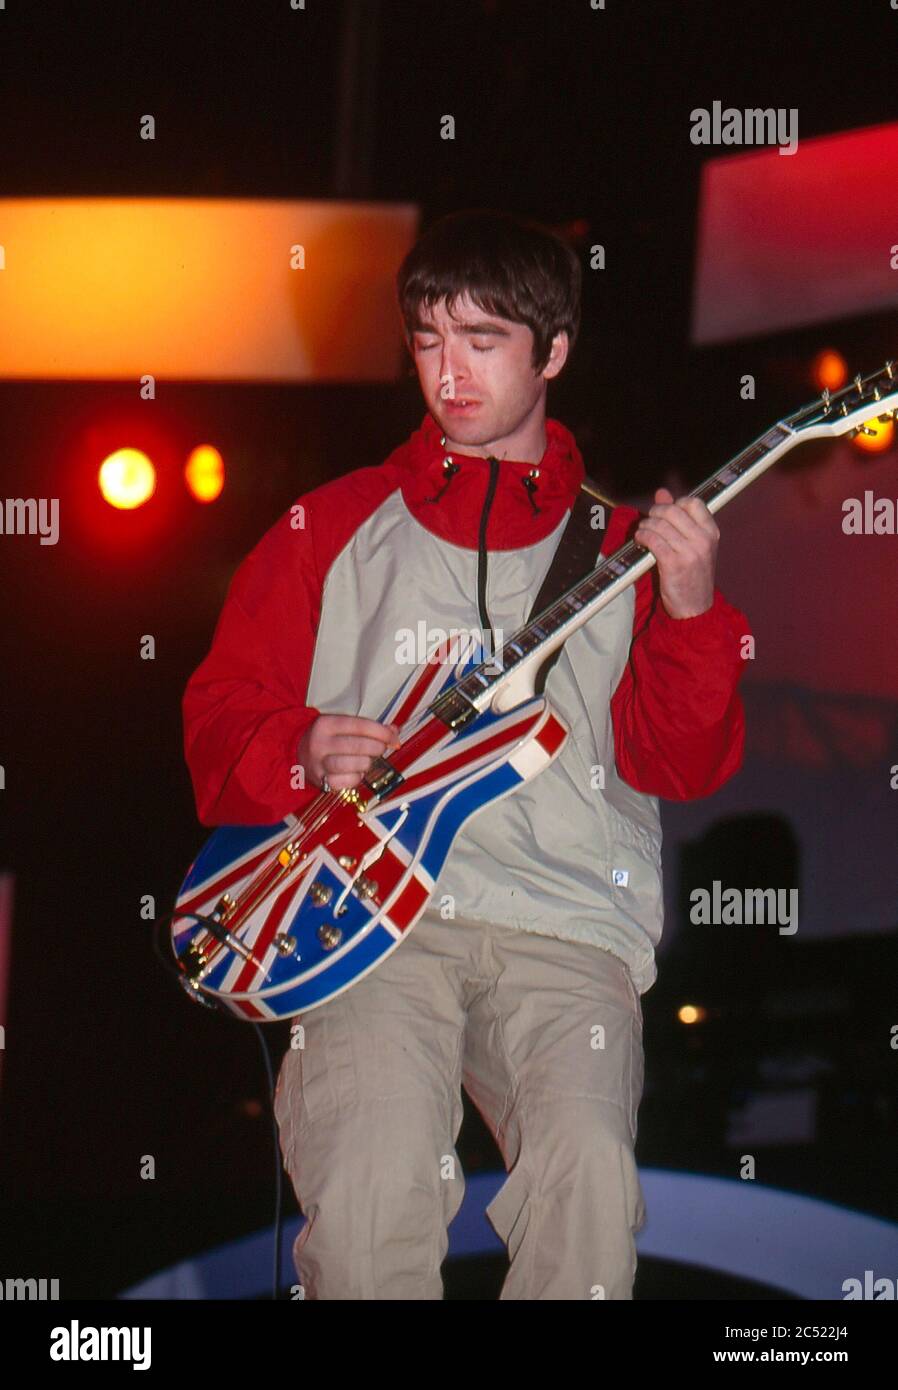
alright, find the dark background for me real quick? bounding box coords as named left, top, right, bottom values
left=0, top=0, right=896, bottom=1299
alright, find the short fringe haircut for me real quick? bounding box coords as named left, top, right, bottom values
left=397, top=209, right=582, bottom=375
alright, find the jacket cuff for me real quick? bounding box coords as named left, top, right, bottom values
left=650, top=588, right=736, bottom=642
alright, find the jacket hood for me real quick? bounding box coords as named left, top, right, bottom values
left=391, top=411, right=586, bottom=551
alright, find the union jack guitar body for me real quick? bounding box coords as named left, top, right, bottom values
left=170, top=364, right=898, bottom=1020
left=174, top=633, right=567, bottom=1021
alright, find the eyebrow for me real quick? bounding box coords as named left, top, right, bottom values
left=412, top=319, right=513, bottom=337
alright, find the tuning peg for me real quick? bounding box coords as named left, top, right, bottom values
left=854, top=424, right=878, bottom=437
left=854, top=373, right=864, bottom=395
left=885, top=360, right=895, bottom=379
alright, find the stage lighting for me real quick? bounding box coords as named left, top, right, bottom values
left=98, top=449, right=156, bottom=509
left=851, top=414, right=894, bottom=454
left=812, top=349, right=848, bottom=393
left=185, top=445, right=224, bottom=502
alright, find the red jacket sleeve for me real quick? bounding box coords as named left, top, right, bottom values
left=607, top=505, right=751, bottom=800
left=182, top=502, right=323, bottom=826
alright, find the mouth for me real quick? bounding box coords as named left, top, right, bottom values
left=443, top=398, right=481, bottom=413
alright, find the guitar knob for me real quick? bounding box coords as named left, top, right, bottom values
left=317, top=923, right=343, bottom=950
left=309, top=881, right=332, bottom=906
left=274, top=933, right=298, bottom=957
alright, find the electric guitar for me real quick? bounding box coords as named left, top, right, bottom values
left=171, top=364, right=898, bottom=1021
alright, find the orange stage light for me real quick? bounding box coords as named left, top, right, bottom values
left=185, top=445, right=225, bottom=502
left=812, top=349, right=848, bottom=393
left=851, top=415, right=895, bottom=454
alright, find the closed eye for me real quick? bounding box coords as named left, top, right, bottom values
left=414, top=340, right=495, bottom=352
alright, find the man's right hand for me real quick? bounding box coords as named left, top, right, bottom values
left=298, top=714, right=401, bottom=792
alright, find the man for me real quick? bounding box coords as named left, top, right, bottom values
left=182, top=209, right=750, bottom=1300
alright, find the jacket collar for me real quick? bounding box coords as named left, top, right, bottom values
left=394, top=411, right=586, bottom=550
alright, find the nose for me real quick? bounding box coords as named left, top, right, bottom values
left=439, top=343, right=469, bottom=395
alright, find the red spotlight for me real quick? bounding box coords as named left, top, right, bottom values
left=98, top=449, right=156, bottom=509
left=185, top=445, right=224, bottom=503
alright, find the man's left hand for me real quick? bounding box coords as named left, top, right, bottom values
left=633, top=488, right=719, bottom=619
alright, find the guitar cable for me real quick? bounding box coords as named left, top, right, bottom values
left=151, top=907, right=287, bottom=1301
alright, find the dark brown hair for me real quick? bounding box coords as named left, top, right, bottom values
left=396, top=209, right=582, bottom=375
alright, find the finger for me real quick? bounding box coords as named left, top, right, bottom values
left=632, top=524, right=680, bottom=561
left=675, top=496, right=720, bottom=539
left=323, top=715, right=399, bottom=739
left=645, top=502, right=704, bottom=544
left=331, top=734, right=399, bottom=758
left=322, top=753, right=379, bottom=778
left=635, top=516, right=691, bottom=554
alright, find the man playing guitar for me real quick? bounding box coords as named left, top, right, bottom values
left=182, top=209, right=750, bottom=1299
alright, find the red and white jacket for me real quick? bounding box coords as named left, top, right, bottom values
left=183, top=412, right=750, bottom=994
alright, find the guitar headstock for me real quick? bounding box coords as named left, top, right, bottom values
left=788, top=361, right=898, bottom=440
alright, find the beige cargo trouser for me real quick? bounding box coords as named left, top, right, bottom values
left=273, top=908, right=646, bottom=1300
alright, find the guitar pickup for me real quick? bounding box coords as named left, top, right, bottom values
left=430, top=689, right=478, bottom=730
left=364, top=757, right=404, bottom=798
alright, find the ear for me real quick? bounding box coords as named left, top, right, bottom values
left=541, top=330, right=570, bottom=381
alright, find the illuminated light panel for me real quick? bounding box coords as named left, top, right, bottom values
left=692, top=122, right=898, bottom=344
left=185, top=445, right=224, bottom=502
left=677, top=1004, right=708, bottom=1025
left=98, top=449, right=156, bottom=509
left=0, top=198, right=418, bottom=380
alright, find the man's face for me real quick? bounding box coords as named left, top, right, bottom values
left=408, top=290, right=566, bottom=457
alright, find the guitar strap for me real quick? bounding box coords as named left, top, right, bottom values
left=527, top=476, right=615, bottom=695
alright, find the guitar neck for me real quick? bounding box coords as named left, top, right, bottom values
left=438, top=419, right=798, bottom=716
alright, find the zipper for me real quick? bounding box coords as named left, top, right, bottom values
left=476, top=455, right=501, bottom=655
